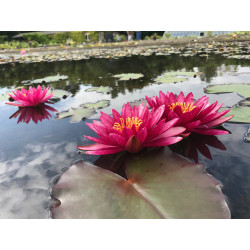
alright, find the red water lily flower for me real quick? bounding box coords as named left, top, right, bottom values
left=78, top=103, right=185, bottom=155
left=9, top=104, right=58, bottom=124
left=6, top=85, right=54, bottom=107
left=146, top=91, right=233, bottom=136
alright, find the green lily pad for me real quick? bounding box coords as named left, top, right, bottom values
left=128, top=98, right=147, bottom=107
left=22, top=75, right=68, bottom=84
left=155, top=71, right=195, bottom=84
left=81, top=100, right=110, bottom=109
left=0, top=86, right=25, bottom=102
left=51, top=148, right=230, bottom=219
left=113, top=73, right=144, bottom=81
left=205, top=84, right=250, bottom=98
left=221, top=106, right=250, bottom=123
left=50, top=89, right=71, bottom=99
left=56, top=107, right=96, bottom=123
left=240, top=98, right=250, bottom=106
left=0, top=92, right=12, bottom=102
left=85, top=86, right=112, bottom=93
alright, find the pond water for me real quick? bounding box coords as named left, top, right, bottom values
left=0, top=53, right=250, bottom=218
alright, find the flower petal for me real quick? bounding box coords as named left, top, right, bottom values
left=203, top=115, right=234, bottom=128
left=109, top=133, right=127, bottom=147
left=144, top=136, right=183, bottom=147
left=84, top=147, right=123, bottom=155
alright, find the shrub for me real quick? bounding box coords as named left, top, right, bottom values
left=69, top=31, right=86, bottom=44
left=23, top=33, right=50, bottom=44
left=53, top=32, right=69, bottom=44
left=164, top=33, right=171, bottom=39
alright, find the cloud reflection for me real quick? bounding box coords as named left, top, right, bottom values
left=0, top=141, right=77, bottom=218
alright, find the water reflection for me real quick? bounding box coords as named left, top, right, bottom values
left=9, top=104, right=58, bottom=124
left=170, top=133, right=227, bottom=163
left=0, top=141, right=77, bottom=218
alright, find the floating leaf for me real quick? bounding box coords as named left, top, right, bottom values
left=81, top=100, right=110, bottom=109
left=221, top=106, right=250, bottom=123
left=113, top=73, right=144, bottom=81
left=154, top=71, right=195, bottom=84
left=56, top=107, right=96, bottom=123
left=22, top=75, right=68, bottom=84
left=85, top=86, right=112, bottom=93
left=240, top=98, right=250, bottom=106
left=51, top=148, right=230, bottom=219
left=50, top=89, right=71, bottom=99
left=128, top=98, right=147, bottom=107
left=205, top=84, right=250, bottom=98
left=0, top=92, right=12, bottom=102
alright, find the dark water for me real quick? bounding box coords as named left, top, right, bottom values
left=0, top=54, right=250, bottom=218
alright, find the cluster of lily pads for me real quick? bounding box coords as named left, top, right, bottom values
left=0, top=40, right=249, bottom=65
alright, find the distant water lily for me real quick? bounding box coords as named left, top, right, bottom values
left=6, top=85, right=54, bottom=107
left=78, top=103, right=185, bottom=155
left=9, top=104, right=58, bottom=124
left=146, top=91, right=233, bottom=136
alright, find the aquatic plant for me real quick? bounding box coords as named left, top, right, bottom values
left=6, top=85, right=54, bottom=107
left=78, top=102, right=185, bottom=155
left=146, top=91, right=233, bottom=136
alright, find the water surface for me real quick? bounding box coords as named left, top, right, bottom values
left=0, top=54, right=250, bottom=218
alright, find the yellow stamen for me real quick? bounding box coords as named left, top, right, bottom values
left=169, top=102, right=196, bottom=113
left=113, top=117, right=143, bottom=132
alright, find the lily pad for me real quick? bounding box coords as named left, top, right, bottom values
left=56, top=107, right=96, bottom=123
left=51, top=148, right=230, bottom=219
left=155, top=71, right=195, bottom=84
left=221, top=106, right=250, bottom=123
left=85, top=86, right=112, bottom=93
left=128, top=98, right=147, bottom=107
left=50, top=89, right=71, bottom=99
left=81, top=100, right=110, bottom=109
left=113, top=73, right=144, bottom=81
left=22, top=75, right=68, bottom=84
left=240, top=98, right=250, bottom=106
left=0, top=92, right=12, bottom=102
left=205, top=84, right=250, bottom=98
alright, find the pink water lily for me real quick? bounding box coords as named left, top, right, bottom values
left=78, top=103, right=185, bottom=155
left=6, top=85, right=54, bottom=107
left=146, top=91, right=234, bottom=136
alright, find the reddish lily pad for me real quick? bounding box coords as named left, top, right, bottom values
left=51, top=148, right=230, bottom=219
